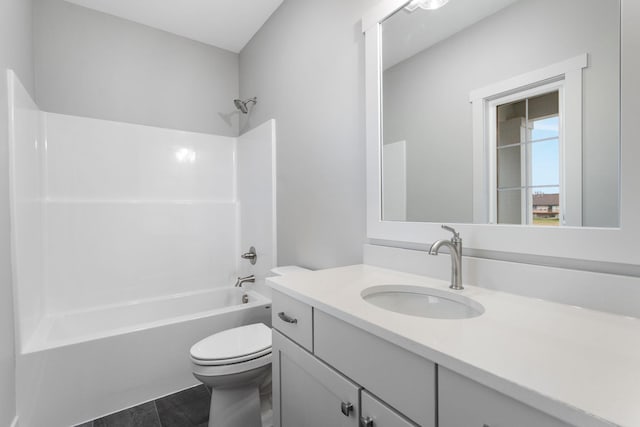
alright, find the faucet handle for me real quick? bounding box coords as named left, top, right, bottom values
left=241, top=246, right=257, bottom=265
left=441, top=224, right=460, bottom=239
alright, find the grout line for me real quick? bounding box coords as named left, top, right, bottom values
left=153, top=400, right=163, bottom=427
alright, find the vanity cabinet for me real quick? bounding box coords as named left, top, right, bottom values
left=272, top=290, right=434, bottom=427
left=271, top=289, right=576, bottom=427
left=438, top=368, right=572, bottom=427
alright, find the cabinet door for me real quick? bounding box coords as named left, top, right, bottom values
left=439, top=367, right=573, bottom=427
left=273, top=330, right=360, bottom=427
left=360, top=391, right=418, bottom=427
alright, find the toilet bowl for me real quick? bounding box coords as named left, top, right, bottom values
left=191, top=323, right=272, bottom=427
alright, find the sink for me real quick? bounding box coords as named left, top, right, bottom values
left=362, top=285, right=484, bottom=319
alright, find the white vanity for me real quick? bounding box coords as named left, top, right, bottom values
left=268, top=266, right=640, bottom=427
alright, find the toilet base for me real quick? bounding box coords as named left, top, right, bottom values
left=194, top=364, right=271, bottom=427
left=210, top=385, right=262, bottom=427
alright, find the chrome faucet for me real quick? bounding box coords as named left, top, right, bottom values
left=428, top=225, right=463, bottom=290
left=234, top=275, right=255, bottom=287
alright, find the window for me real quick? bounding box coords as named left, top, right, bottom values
left=495, top=89, right=561, bottom=226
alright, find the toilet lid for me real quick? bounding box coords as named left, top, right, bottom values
left=190, top=323, right=271, bottom=365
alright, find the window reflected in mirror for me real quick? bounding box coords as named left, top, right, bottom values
left=496, top=90, right=561, bottom=226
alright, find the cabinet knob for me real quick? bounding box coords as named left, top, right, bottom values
left=278, top=312, right=298, bottom=324
left=341, top=401, right=354, bottom=416
left=360, top=416, right=374, bottom=427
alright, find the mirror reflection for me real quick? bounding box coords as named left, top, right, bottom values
left=381, top=0, right=620, bottom=227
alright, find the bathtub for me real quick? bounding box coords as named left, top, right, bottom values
left=16, top=287, right=272, bottom=427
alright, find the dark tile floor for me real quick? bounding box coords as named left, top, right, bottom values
left=75, top=385, right=210, bottom=427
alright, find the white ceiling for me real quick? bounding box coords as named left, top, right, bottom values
left=64, top=0, right=284, bottom=53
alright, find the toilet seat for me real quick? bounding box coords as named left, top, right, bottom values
left=191, top=346, right=272, bottom=366
left=190, top=323, right=272, bottom=367
left=192, top=352, right=272, bottom=377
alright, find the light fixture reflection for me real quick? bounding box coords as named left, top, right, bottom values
left=175, top=147, right=197, bottom=164
left=405, top=0, right=450, bottom=12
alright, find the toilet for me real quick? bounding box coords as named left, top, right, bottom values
left=191, top=323, right=272, bottom=427
left=191, top=265, right=310, bottom=427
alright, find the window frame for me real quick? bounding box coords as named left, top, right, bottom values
left=489, top=82, right=564, bottom=226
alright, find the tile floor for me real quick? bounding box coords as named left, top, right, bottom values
left=75, top=385, right=210, bottom=427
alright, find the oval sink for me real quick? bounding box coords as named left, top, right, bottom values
left=362, top=285, right=484, bottom=319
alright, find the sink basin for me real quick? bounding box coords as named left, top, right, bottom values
left=362, top=285, right=484, bottom=319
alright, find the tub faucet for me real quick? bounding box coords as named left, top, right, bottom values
left=428, top=225, right=463, bottom=290
left=234, top=275, right=255, bottom=287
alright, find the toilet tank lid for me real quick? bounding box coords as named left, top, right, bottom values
left=270, top=265, right=311, bottom=276
left=190, top=323, right=271, bottom=361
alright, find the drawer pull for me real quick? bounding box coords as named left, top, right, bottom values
left=278, top=312, right=298, bottom=324
left=360, top=416, right=374, bottom=427
left=341, top=401, right=354, bottom=416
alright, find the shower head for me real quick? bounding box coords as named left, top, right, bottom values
left=233, top=97, right=257, bottom=114
left=234, top=99, right=247, bottom=114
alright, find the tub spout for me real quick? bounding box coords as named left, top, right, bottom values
left=234, top=275, right=255, bottom=287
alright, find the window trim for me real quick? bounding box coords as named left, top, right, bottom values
left=470, top=54, right=587, bottom=226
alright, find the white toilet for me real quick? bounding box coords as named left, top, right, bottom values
left=191, top=323, right=273, bottom=427
left=191, top=266, right=310, bottom=427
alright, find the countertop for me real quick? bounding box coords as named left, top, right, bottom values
left=267, top=264, right=640, bottom=427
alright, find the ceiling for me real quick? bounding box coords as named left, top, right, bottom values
left=64, top=0, right=284, bottom=53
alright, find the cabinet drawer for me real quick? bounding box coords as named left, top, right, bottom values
left=271, top=290, right=313, bottom=351
left=439, top=367, right=573, bottom=427
left=273, top=330, right=360, bottom=427
left=361, top=391, right=418, bottom=427
left=314, top=310, right=436, bottom=427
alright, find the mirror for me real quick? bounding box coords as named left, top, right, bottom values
left=381, top=0, right=620, bottom=227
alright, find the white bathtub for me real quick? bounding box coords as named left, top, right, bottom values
left=17, top=287, right=272, bottom=427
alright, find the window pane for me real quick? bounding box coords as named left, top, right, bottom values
left=498, top=189, right=521, bottom=224
left=531, top=139, right=559, bottom=186
left=531, top=187, right=560, bottom=227
left=531, top=116, right=559, bottom=142
left=497, top=145, right=522, bottom=189
left=497, top=101, right=525, bottom=147
left=528, top=91, right=559, bottom=121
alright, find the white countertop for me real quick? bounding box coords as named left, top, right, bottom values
left=267, top=264, right=640, bottom=427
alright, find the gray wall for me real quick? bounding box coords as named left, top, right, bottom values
left=383, top=0, right=620, bottom=226
left=239, top=0, right=379, bottom=269
left=34, top=0, right=240, bottom=136
left=0, top=0, right=34, bottom=424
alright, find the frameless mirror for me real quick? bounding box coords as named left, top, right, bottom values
left=381, top=0, right=620, bottom=227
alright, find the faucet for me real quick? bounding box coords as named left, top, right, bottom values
left=234, top=275, right=255, bottom=287
left=428, top=225, right=463, bottom=290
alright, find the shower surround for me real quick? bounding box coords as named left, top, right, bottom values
left=7, top=70, right=277, bottom=426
